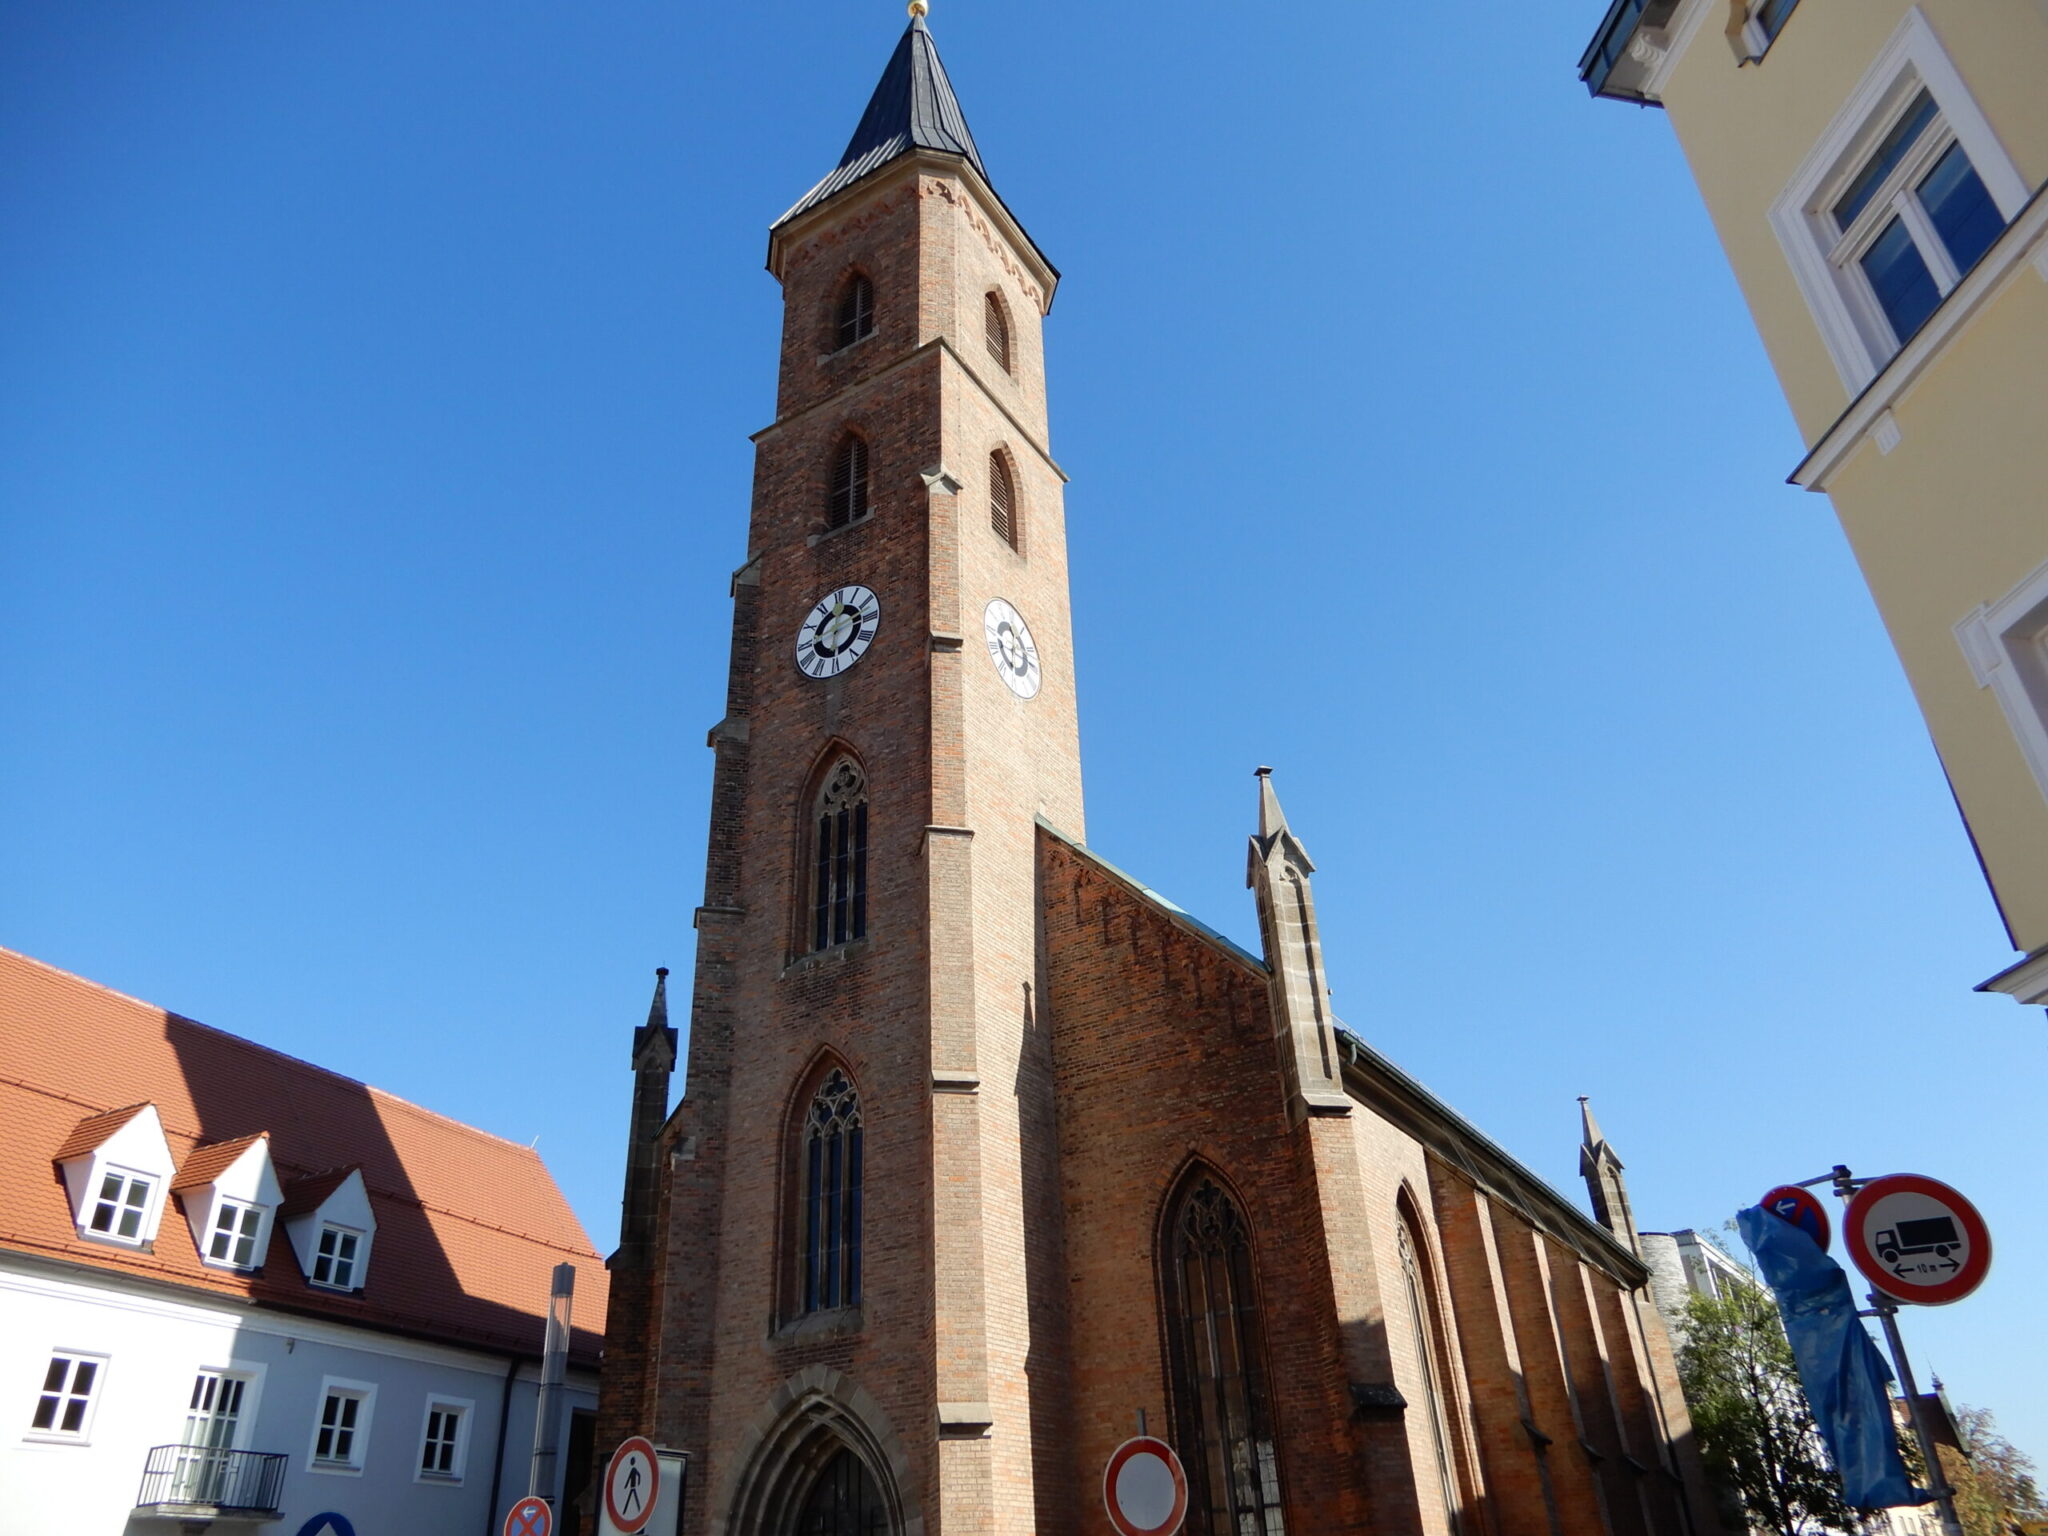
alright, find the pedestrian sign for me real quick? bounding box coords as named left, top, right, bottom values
left=504, top=1495, right=552, bottom=1536
left=1845, top=1172, right=1992, bottom=1306
left=604, top=1436, right=660, bottom=1535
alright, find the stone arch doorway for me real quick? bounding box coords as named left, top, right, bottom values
left=716, top=1368, right=919, bottom=1536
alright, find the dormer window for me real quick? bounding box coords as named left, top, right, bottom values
left=173, top=1134, right=281, bottom=1273
left=88, top=1170, right=156, bottom=1243
left=56, top=1103, right=175, bottom=1248
left=207, top=1198, right=267, bottom=1269
left=283, top=1168, right=378, bottom=1294
left=313, top=1225, right=363, bottom=1291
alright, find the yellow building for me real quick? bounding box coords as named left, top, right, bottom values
left=1579, top=2, right=2048, bottom=1010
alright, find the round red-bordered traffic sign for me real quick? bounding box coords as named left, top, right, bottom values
left=1844, top=1173, right=1992, bottom=1306
left=1759, top=1184, right=1832, bottom=1252
left=604, top=1435, right=661, bottom=1535
left=503, top=1495, right=552, bottom=1536
left=1103, top=1435, right=1188, bottom=1536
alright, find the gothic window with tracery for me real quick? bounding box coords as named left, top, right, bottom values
left=828, top=435, right=871, bottom=530
left=811, top=759, right=868, bottom=951
left=988, top=452, right=1017, bottom=549
left=796, top=1447, right=888, bottom=1535
left=1163, top=1175, right=1286, bottom=1536
left=801, top=1069, right=863, bottom=1313
left=836, top=274, right=874, bottom=350
left=983, top=291, right=1011, bottom=372
left=1398, top=1211, right=1464, bottom=1534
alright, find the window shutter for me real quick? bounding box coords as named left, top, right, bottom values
left=984, top=292, right=1010, bottom=372
left=837, top=276, right=873, bottom=350
left=989, top=453, right=1015, bottom=548
left=829, top=436, right=869, bottom=528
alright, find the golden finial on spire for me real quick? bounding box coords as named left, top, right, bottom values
left=908, top=0, right=928, bottom=16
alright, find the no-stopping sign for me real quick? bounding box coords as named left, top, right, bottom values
left=1845, top=1173, right=1992, bottom=1306
left=1103, top=1435, right=1188, bottom=1536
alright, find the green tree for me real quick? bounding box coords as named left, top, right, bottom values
left=1954, top=1404, right=2044, bottom=1523
left=1677, top=1284, right=1858, bottom=1536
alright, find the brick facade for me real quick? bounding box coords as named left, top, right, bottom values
left=599, top=19, right=1722, bottom=1536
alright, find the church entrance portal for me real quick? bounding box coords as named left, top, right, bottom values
left=793, top=1448, right=890, bottom=1536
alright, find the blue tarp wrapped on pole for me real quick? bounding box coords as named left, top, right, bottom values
left=1736, top=1205, right=1925, bottom=1510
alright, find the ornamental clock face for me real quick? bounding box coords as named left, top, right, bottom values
left=796, top=584, right=881, bottom=679
left=982, top=598, right=1041, bottom=699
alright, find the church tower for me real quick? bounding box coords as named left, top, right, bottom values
left=604, top=15, right=1723, bottom=1536
left=606, top=10, right=1083, bottom=1533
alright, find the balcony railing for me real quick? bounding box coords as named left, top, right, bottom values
left=136, top=1444, right=288, bottom=1518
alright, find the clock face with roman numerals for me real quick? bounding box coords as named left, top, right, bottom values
left=796, top=584, right=882, bottom=679
left=983, top=598, right=1041, bottom=699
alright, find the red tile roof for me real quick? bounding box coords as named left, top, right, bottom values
left=50, top=1102, right=151, bottom=1163
left=0, top=947, right=608, bottom=1363
left=279, top=1167, right=359, bottom=1218
left=170, top=1132, right=269, bottom=1192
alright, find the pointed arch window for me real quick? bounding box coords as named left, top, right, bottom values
left=810, top=759, right=868, bottom=950
left=988, top=452, right=1017, bottom=549
left=983, top=291, right=1011, bottom=373
left=1163, top=1175, right=1286, bottom=1536
left=1397, top=1208, right=1464, bottom=1534
left=801, top=1069, right=863, bottom=1313
left=836, top=275, right=874, bottom=350
left=829, top=436, right=870, bottom=530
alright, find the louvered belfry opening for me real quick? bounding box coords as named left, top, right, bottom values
left=836, top=274, right=874, bottom=350
left=983, top=291, right=1010, bottom=372
left=828, top=436, right=870, bottom=529
left=988, top=452, right=1016, bottom=549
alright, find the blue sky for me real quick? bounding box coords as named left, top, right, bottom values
left=5, top=0, right=2041, bottom=1461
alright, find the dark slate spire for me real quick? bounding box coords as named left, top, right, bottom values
left=776, top=12, right=990, bottom=228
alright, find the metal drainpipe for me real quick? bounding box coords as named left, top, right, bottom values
left=483, top=1353, right=521, bottom=1536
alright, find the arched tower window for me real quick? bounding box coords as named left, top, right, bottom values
left=988, top=452, right=1017, bottom=549
left=1397, top=1204, right=1464, bottom=1534
left=800, top=1068, right=863, bottom=1313
left=829, top=435, right=870, bottom=529
left=983, top=291, right=1011, bottom=372
left=810, top=758, right=868, bottom=950
left=796, top=1447, right=889, bottom=1536
left=836, top=274, right=874, bottom=350
left=1162, top=1173, right=1287, bottom=1536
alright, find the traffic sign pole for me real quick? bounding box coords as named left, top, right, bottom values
left=1830, top=1166, right=1963, bottom=1536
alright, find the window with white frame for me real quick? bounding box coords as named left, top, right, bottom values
left=1745, top=0, right=1800, bottom=54
left=311, top=1224, right=362, bottom=1290
left=417, top=1397, right=472, bottom=1481
left=86, top=1169, right=154, bottom=1243
left=27, top=1353, right=105, bottom=1440
left=171, top=1371, right=256, bottom=1503
left=205, top=1199, right=266, bottom=1269
left=1825, top=88, right=2006, bottom=350
left=1957, top=556, right=2048, bottom=809
left=1768, top=9, right=2029, bottom=392
left=310, top=1381, right=374, bottom=1472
